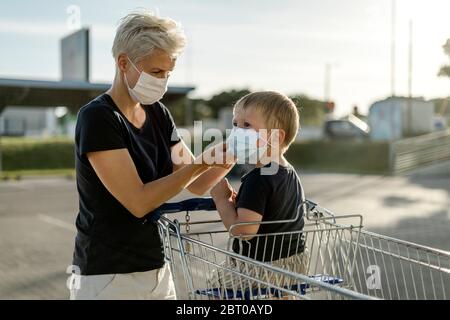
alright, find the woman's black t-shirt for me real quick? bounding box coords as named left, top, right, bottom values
left=232, top=163, right=306, bottom=262
left=72, top=93, right=180, bottom=275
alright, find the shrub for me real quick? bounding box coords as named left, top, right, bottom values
left=1, top=137, right=74, bottom=171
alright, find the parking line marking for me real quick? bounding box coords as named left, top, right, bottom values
left=37, top=214, right=76, bottom=232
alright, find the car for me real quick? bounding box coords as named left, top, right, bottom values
left=324, top=115, right=369, bottom=140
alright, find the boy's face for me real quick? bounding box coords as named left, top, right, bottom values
left=232, top=106, right=267, bottom=132
left=232, top=105, right=282, bottom=149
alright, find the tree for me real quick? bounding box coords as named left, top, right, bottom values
left=190, top=98, right=213, bottom=120
left=431, top=97, right=450, bottom=119
left=207, top=89, right=251, bottom=118
left=290, top=94, right=328, bottom=126
left=438, top=39, right=450, bottom=78
left=185, top=89, right=328, bottom=127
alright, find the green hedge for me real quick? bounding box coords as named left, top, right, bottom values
left=286, top=141, right=390, bottom=174
left=1, top=137, right=74, bottom=171
left=0, top=137, right=390, bottom=174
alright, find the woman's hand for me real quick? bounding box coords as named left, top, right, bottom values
left=172, top=140, right=236, bottom=196
left=198, top=143, right=235, bottom=169
left=87, top=148, right=210, bottom=218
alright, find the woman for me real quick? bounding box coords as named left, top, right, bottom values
left=70, top=11, right=232, bottom=300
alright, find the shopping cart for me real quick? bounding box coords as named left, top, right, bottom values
left=154, top=198, right=450, bottom=300
left=306, top=201, right=450, bottom=300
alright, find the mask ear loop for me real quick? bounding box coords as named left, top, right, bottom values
left=127, top=57, right=141, bottom=74
left=124, top=57, right=142, bottom=92
left=258, top=131, right=273, bottom=148
left=123, top=72, right=132, bottom=89
left=258, top=131, right=281, bottom=162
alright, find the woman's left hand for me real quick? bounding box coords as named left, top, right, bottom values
left=200, top=143, right=236, bottom=169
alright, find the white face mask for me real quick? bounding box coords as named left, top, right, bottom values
left=227, top=127, right=271, bottom=163
left=124, top=57, right=168, bottom=105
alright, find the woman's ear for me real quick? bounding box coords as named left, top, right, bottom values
left=117, top=53, right=128, bottom=73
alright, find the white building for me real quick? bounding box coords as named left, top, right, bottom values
left=0, top=107, right=59, bottom=137
left=368, top=97, right=435, bottom=141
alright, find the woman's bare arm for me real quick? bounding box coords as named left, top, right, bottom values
left=87, top=148, right=211, bottom=218
left=171, top=140, right=234, bottom=195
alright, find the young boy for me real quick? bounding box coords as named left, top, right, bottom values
left=210, top=91, right=309, bottom=293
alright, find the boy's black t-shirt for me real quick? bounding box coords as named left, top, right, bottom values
left=73, top=93, right=180, bottom=275
left=232, top=163, right=306, bottom=262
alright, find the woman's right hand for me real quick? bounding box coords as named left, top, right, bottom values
left=197, top=142, right=236, bottom=169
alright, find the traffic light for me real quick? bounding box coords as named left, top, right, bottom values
left=325, top=101, right=335, bottom=113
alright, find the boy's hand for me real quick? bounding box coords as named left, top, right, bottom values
left=231, top=190, right=237, bottom=204
left=211, top=178, right=235, bottom=204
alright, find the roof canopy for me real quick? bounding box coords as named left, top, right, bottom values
left=0, top=78, right=195, bottom=112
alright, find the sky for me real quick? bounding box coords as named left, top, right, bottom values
left=0, top=0, right=449, bottom=116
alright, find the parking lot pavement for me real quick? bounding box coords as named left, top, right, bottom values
left=0, top=173, right=448, bottom=299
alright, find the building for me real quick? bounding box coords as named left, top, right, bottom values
left=0, top=78, right=194, bottom=137
left=0, top=28, right=195, bottom=137
left=368, top=97, right=435, bottom=141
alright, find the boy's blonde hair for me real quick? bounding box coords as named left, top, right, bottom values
left=234, top=91, right=300, bottom=150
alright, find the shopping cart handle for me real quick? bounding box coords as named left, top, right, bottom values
left=148, top=197, right=216, bottom=222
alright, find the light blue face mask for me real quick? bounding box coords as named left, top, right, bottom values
left=226, top=127, right=271, bottom=163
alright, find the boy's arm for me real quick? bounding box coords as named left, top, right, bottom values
left=211, top=179, right=262, bottom=236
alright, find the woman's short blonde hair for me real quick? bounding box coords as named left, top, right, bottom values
left=112, top=10, right=186, bottom=63
left=234, top=91, right=300, bottom=151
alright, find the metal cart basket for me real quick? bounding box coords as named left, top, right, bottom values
left=153, top=198, right=449, bottom=300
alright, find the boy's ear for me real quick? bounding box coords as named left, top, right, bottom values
left=271, top=129, right=285, bottom=149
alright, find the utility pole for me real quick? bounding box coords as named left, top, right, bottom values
left=391, top=0, right=397, bottom=97
left=389, top=0, right=397, bottom=141
left=324, top=63, right=331, bottom=103
left=184, top=34, right=194, bottom=127
left=407, top=20, right=414, bottom=136
left=0, top=111, right=3, bottom=175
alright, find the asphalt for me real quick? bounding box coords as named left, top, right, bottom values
left=0, top=172, right=448, bottom=299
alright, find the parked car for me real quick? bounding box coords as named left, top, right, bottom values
left=324, top=115, right=369, bottom=140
